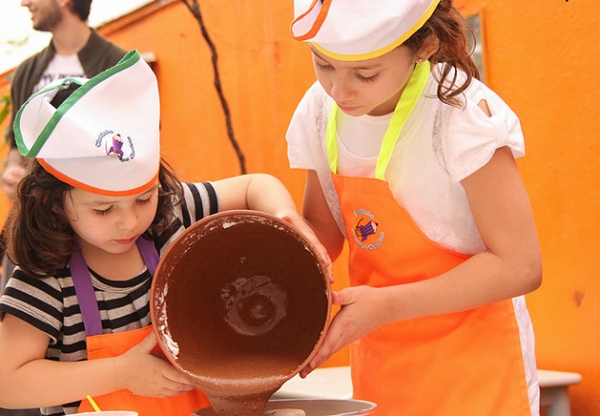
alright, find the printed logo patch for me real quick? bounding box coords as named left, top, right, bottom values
left=351, top=209, right=384, bottom=250
left=96, top=130, right=136, bottom=162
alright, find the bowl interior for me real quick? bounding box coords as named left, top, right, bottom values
left=151, top=211, right=330, bottom=394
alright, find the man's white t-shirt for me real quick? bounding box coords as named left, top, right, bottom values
left=33, top=54, right=84, bottom=93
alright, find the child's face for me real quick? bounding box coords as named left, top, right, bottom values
left=64, top=183, right=160, bottom=255
left=311, top=45, right=417, bottom=117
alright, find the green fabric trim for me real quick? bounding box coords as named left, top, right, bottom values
left=15, top=79, right=83, bottom=157
left=14, top=50, right=141, bottom=158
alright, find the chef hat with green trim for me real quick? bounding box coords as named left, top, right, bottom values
left=14, top=50, right=160, bottom=196
left=292, top=0, right=440, bottom=61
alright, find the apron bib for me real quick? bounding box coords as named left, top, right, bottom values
left=71, top=237, right=210, bottom=415
left=326, top=62, right=531, bottom=415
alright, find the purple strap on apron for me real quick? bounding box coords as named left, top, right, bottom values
left=70, top=237, right=159, bottom=337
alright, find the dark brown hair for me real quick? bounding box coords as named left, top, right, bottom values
left=404, top=0, right=479, bottom=107
left=4, top=159, right=183, bottom=278
left=69, top=0, right=92, bottom=21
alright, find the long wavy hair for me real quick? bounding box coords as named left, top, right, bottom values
left=4, top=158, right=183, bottom=278
left=404, top=0, right=480, bottom=107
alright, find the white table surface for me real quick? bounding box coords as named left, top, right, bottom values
left=273, top=366, right=352, bottom=400
left=273, top=366, right=582, bottom=416
left=537, top=369, right=582, bottom=416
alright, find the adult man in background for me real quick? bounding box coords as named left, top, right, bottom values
left=1, top=0, right=127, bottom=296
left=1, top=4, right=126, bottom=416
left=2, top=0, right=127, bottom=202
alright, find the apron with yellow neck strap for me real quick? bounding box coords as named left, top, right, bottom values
left=72, top=237, right=210, bottom=415
left=326, top=62, right=532, bottom=415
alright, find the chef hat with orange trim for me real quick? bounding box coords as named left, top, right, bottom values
left=291, top=0, right=440, bottom=61
left=14, top=50, right=160, bottom=196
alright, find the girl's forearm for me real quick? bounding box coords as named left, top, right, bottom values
left=212, top=173, right=297, bottom=216
left=383, top=249, right=542, bottom=323
left=245, top=173, right=299, bottom=217
left=0, top=356, right=124, bottom=409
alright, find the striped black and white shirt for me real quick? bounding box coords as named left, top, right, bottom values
left=0, top=182, right=218, bottom=415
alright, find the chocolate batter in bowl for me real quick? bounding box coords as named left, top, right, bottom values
left=150, top=211, right=332, bottom=415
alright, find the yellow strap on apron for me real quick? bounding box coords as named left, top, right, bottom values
left=326, top=60, right=430, bottom=179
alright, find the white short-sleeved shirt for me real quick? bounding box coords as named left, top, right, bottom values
left=286, top=65, right=525, bottom=255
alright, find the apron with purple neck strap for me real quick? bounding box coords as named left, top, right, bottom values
left=71, top=237, right=210, bottom=414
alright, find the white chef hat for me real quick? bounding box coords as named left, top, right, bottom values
left=291, top=0, right=440, bottom=61
left=14, top=50, right=160, bottom=196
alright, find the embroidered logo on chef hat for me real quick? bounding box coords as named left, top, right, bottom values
left=292, top=0, right=440, bottom=61
left=14, top=50, right=160, bottom=196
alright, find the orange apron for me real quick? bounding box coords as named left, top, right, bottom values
left=326, top=62, right=532, bottom=415
left=72, top=237, right=210, bottom=415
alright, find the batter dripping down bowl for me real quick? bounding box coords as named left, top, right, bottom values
left=150, top=211, right=332, bottom=415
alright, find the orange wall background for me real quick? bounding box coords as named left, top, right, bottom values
left=453, top=1, right=600, bottom=414
left=1, top=0, right=598, bottom=414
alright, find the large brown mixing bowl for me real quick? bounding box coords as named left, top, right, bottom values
left=150, top=210, right=331, bottom=414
